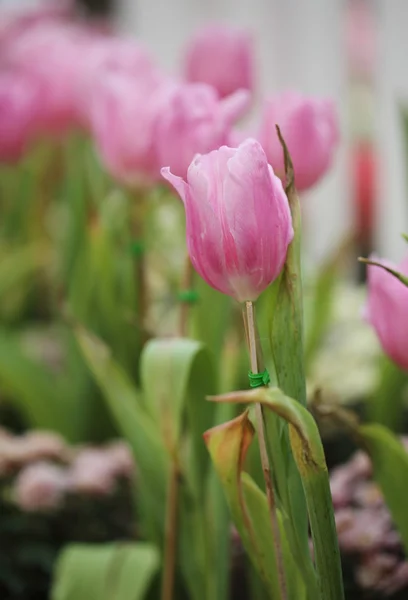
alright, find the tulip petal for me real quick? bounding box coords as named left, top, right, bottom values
left=161, top=167, right=188, bottom=203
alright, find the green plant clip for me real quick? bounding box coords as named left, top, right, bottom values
left=130, top=241, right=145, bottom=257
left=177, top=289, right=199, bottom=304
left=248, top=369, right=270, bottom=388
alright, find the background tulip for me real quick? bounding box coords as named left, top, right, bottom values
left=184, top=24, right=254, bottom=99
left=155, top=83, right=250, bottom=179
left=89, top=71, right=170, bottom=186
left=364, top=255, right=408, bottom=371
left=162, top=138, right=293, bottom=302
left=0, top=69, right=44, bottom=163
left=257, top=92, right=339, bottom=191
left=3, top=22, right=92, bottom=135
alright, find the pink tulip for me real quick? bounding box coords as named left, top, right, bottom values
left=162, top=138, right=293, bottom=302
left=77, top=37, right=158, bottom=127
left=4, top=22, right=91, bottom=134
left=257, top=92, right=339, bottom=191
left=364, top=255, right=408, bottom=371
left=89, top=71, right=169, bottom=185
left=156, top=82, right=250, bottom=179
left=0, top=69, right=43, bottom=163
left=184, top=24, right=254, bottom=100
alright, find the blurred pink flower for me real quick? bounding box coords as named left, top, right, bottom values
left=105, top=441, right=135, bottom=479
left=162, top=138, right=293, bottom=302
left=77, top=36, right=159, bottom=127
left=156, top=83, right=250, bottom=179
left=90, top=71, right=171, bottom=185
left=14, top=461, right=68, bottom=511
left=67, top=448, right=119, bottom=495
left=336, top=507, right=397, bottom=553
left=257, top=92, right=339, bottom=191
left=0, top=69, right=44, bottom=163
left=4, top=22, right=92, bottom=135
left=184, top=24, right=254, bottom=99
left=364, top=255, right=408, bottom=371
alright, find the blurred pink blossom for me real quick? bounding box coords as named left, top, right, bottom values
left=257, top=91, right=339, bottom=191
left=67, top=448, right=120, bottom=495
left=0, top=69, right=44, bottom=163
left=184, top=24, right=254, bottom=99
left=156, top=83, right=250, bottom=179
left=364, top=255, right=408, bottom=371
left=14, top=461, right=68, bottom=511
left=4, top=22, right=93, bottom=135
left=89, top=71, right=172, bottom=185
left=162, top=138, right=293, bottom=302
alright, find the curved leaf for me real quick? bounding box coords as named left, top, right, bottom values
left=75, top=327, right=168, bottom=532
left=358, top=423, right=408, bottom=554
left=52, top=543, right=159, bottom=600
left=210, top=387, right=344, bottom=600
left=204, top=411, right=305, bottom=600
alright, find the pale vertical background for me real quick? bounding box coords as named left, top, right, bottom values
left=375, top=0, right=408, bottom=261
left=115, top=0, right=352, bottom=266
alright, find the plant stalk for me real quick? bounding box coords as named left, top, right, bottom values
left=161, top=462, right=180, bottom=600
left=131, top=190, right=148, bottom=343
left=243, top=301, right=288, bottom=600
left=178, top=255, right=195, bottom=337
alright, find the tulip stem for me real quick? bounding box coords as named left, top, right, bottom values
left=178, top=255, right=195, bottom=337
left=131, top=190, right=148, bottom=343
left=244, top=301, right=288, bottom=600
left=161, top=461, right=180, bottom=600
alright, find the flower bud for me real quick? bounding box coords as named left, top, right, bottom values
left=155, top=82, right=249, bottom=179
left=162, top=138, right=293, bottom=302
left=364, top=255, right=408, bottom=371
left=257, top=92, right=339, bottom=191
left=184, top=24, right=254, bottom=99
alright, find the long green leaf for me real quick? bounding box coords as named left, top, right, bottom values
left=369, top=356, right=408, bottom=431
left=75, top=327, right=168, bottom=535
left=0, top=328, right=78, bottom=440
left=211, top=387, right=344, bottom=600
left=358, top=423, right=408, bottom=554
left=204, top=411, right=305, bottom=600
left=140, top=338, right=224, bottom=600
left=265, top=129, right=311, bottom=592
left=52, top=543, right=159, bottom=600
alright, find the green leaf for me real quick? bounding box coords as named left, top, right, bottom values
left=140, top=338, right=216, bottom=490
left=357, top=423, right=408, bottom=554
left=140, top=338, right=223, bottom=600
left=75, top=327, right=169, bottom=534
left=264, top=129, right=311, bottom=593
left=358, top=257, right=408, bottom=287
left=52, top=543, right=159, bottom=600
left=305, top=237, right=351, bottom=370
left=204, top=411, right=305, bottom=600
left=0, top=328, right=75, bottom=439
left=191, top=277, right=232, bottom=372
left=369, top=356, right=408, bottom=431
left=211, top=387, right=344, bottom=600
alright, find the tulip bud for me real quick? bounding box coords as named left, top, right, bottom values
left=258, top=92, right=339, bottom=191
left=0, top=69, right=43, bottom=163
left=184, top=24, right=254, bottom=100
left=162, top=138, right=293, bottom=302
left=155, top=82, right=250, bottom=179
left=364, top=255, right=408, bottom=371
